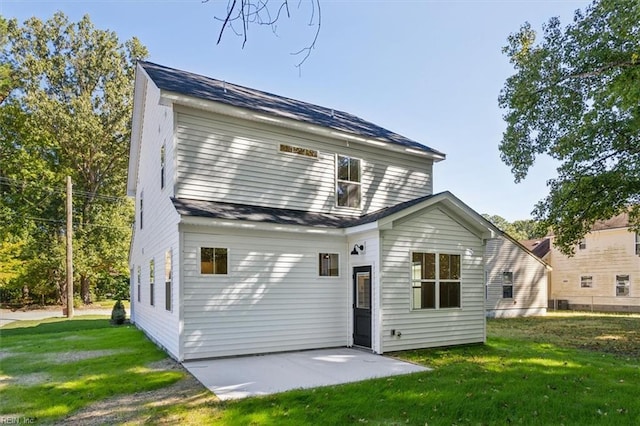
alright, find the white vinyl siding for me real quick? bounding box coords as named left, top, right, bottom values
left=380, top=207, right=485, bottom=352
left=181, top=228, right=349, bottom=360
left=485, top=237, right=548, bottom=318
left=128, top=75, right=181, bottom=359
left=174, top=107, right=432, bottom=215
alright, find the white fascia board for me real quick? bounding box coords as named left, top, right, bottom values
left=179, top=216, right=346, bottom=236
left=127, top=64, right=149, bottom=197
left=343, top=222, right=379, bottom=235
left=159, top=91, right=445, bottom=162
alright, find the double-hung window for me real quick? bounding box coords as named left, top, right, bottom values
left=149, top=258, right=155, bottom=306
left=635, top=232, right=640, bottom=256
left=502, top=272, right=514, bottom=298
left=336, top=155, right=361, bottom=208
left=165, top=250, right=172, bottom=311
left=412, top=252, right=461, bottom=309
left=580, top=275, right=593, bottom=288
left=616, top=275, right=630, bottom=296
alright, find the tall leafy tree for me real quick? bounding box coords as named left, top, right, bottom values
left=1, top=12, right=147, bottom=304
left=498, top=0, right=640, bottom=254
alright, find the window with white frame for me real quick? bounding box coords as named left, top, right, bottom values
left=578, top=239, right=586, bottom=250
left=139, top=191, right=144, bottom=230
left=200, top=247, right=228, bottom=275
left=411, top=252, right=461, bottom=309
left=635, top=232, right=640, bottom=256
left=149, top=258, right=155, bottom=306
left=580, top=275, right=593, bottom=288
left=165, top=250, right=172, bottom=311
left=137, top=266, right=141, bottom=302
left=319, top=253, right=339, bottom=276
left=502, top=271, right=514, bottom=298
left=616, top=274, right=630, bottom=296
left=336, top=155, right=361, bottom=208
left=160, top=144, right=166, bottom=189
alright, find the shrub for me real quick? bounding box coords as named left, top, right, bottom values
left=111, top=299, right=127, bottom=325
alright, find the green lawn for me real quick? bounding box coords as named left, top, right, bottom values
left=0, top=317, right=184, bottom=423
left=1, top=313, right=639, bottom=425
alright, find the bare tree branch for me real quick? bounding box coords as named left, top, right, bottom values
left=205, top=0, right=321, bottom=67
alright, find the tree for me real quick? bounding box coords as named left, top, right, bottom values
left=208, top=0, right=321, bottom=67
left=1, top=13, right=147, bottom=304
left=481, top=214, right=544, bottom=241
left=498, top=0, right=640, bottom=255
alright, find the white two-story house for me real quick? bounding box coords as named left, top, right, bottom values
left=127, top=61, right=505, bottom=361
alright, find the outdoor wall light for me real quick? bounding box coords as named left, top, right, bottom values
left=350, top=244, right=364, bottom=255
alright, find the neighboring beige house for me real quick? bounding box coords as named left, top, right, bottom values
left=485, top=236, right=550, bottom=318
left=546, top=213, right=640, bottom=312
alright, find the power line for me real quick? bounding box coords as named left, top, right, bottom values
left=0, top=176, right=130, bottom=204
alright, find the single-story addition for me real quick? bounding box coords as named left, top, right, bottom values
left=484, top=236, right=551, bottom=318
left=127, top=61, right=503, bottom=361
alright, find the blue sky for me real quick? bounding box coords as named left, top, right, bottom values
left=1, top=0, right=591, bottom=221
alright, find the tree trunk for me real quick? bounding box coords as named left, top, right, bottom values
left=80, top=275, right=92, bottom=304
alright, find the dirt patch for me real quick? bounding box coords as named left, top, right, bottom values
left=2, top=372, right=51, bottom=387
left=56, top=358, right=215, bottom=425
left=46, top=349, right=129, bottom=364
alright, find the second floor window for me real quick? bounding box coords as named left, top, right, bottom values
left=578, top=239, right=586, bottom=250
left=336, top=155, right=361, bottom=208
left=635, top=232, right=640, bottom=256
left=160, top=144, right=166, bottom=189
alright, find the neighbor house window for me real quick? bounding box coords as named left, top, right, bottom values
left=635, top=232, right=640, bottom=256
left=580, top=275, right=593, bottom=288
left=165, top=250, right=172, bottom=311
left=502, top=272, right=514, bottom=298
left=616, top=274, right=630, bottom=296
left=160, top=144, right=166, bottom=189
left=336, top=155, right=361, bottom=208
left=412, top=252, right=461, bottom=309
left=279, top=143, right=318, bottom=158
left=319, top=253, right=339, bottom=276
left=137, top=266, right=141, bottom=302
left=578, top=239, right=586, bottom=250
left=149, top=259, right=155, bottom=306
left=201, top=247, right=228, bottom=275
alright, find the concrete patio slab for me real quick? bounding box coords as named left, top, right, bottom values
left=183, top=347, right=429, bottom=400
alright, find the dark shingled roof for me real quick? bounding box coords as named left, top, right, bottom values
left=172, top=194, right=437, bottom=229
left=520, top=238, right=551, bottom=259
left=140, top=61, right=444, bottom=157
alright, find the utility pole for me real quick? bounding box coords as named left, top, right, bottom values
left=66, top=176, right=74, bottom=318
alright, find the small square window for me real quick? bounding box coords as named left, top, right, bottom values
left=580, top=275, right=593, bottom=288
left=578, top=239, right=586, bottom=250
left=319, top=253, right=339, bottom=276
left=201, top=247, right=228, bottom=275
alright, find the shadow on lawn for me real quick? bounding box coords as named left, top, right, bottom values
left=1, top=318, right=113, bottom=336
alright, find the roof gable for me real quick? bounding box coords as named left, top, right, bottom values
left=139, top=61, right=445, bottom=158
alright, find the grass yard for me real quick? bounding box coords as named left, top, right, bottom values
left=1, top=313, right=639, bottom=425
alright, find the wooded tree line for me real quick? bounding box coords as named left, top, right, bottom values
left=0, top=13, right=147, bottom=305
